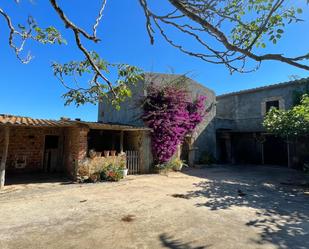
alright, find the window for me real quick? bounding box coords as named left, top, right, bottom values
left=266, top=100, right=279, bottom=113
left=261, top=97, right=284, bottom=116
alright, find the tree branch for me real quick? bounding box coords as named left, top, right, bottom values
left=167, top=0, right=309, bottom=71
left=49, top=0, right=117, bottom=97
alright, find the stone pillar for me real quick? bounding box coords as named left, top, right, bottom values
left=188, top=148, right=197, bottom=167
left=186, top=136, right=197, bottom=167
left=120, top=130, right=124, bottom=154
left=221, top=133, right=232, bottom=164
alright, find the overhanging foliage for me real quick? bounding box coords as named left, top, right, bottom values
left=263, top=94, right=309, bottom=137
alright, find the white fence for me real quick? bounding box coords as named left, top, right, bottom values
left=126, top=150, right=140, bottom=175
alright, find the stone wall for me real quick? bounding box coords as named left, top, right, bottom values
left=99, top=73, right=217, bottom=163
left=77, top=154, right=126, bottom=179
left=216, top=79, right=309, bottom=132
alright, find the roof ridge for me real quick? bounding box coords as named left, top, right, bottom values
left=0, top=113, right=58, bottom=121
left=217, top=77, right=309, bottom=98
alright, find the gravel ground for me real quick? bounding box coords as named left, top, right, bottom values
left=0, top=165, right=309, bottom=249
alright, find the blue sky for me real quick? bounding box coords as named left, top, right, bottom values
left=0, top=0, right=308, bottom=121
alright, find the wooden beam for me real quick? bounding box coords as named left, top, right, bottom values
left=287, top=136, right=291, bottom=168
left=0, top=126, right=10, bottom=189
left=120, top=131, right=124, bottom=153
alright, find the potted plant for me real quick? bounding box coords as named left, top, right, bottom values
left=89, top=149, right=96, bottom=159
left=119, top=160, right=128, bottom=177
left=123, top=167, right=128, bottom=177
left=103, top=150, right=110, bottom=157
left=172, top=158, right=188, bottom=171
left=110, top=150, right=116, bottom=156
left=100, top=164, right=123, bottom=181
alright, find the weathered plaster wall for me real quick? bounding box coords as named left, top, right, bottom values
left=216, top=79, right=309, bottom=132
left=98, top=79, right=145, bottom=126
left=125, top=130, right=153, bottom=173
left=99, top=73, right=217, bottom=162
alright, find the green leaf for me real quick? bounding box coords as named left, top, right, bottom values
left=297, top=8, right=303, bottom=14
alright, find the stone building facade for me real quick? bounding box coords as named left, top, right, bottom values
left=99, top=73, right=217, bottom=165
left=1, top=75, right=308, bottom=185
left=99, top=74, right=309, bottom=167
left=216, top=78, right=309, bottom=167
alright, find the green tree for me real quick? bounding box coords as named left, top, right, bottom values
left=1, top=1, right=309, bottom=106
left=263, top=94, right=309, bottom=137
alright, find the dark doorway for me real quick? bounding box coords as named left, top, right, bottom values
left=44, top=135, right=60, bottom=172
left=218, top=137, right=228, bottom=163
left=264, top=136, right=287, bottom=166
left=180, top=139, right=189, bottom=163
left=88, top=130, right=121, bottom=153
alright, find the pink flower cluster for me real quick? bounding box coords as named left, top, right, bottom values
left=142, top=84, right=207, bottom=163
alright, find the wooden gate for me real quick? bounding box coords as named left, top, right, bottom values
left=126, top=150, right=140, bottom=175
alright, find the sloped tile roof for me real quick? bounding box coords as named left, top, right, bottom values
left=0, top=114, right=151, bottom=131
left=0, top=114, right=73, bottom=127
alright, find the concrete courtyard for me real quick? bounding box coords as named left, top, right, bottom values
left=0, top=165, right=309, bottom=249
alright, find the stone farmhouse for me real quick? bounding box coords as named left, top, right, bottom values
left=100, top=73, right=309, bottom=168
left=216, top=77, right=309, bottom=167
left=0, top=73, right=308, bottom=186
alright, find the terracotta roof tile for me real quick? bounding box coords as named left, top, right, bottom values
left=0, top=114, right=72, bottom=127
left=0, top=114, right=151, bottom=131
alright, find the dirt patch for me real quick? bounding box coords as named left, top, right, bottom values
left=121, top=214, right=136, bottom=222
left=1, top=165, right=309, bottom=249
left=170, top=193, right=190, bottom=199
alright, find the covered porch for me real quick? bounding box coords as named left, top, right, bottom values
left=0, top=115, right=152, bottom=189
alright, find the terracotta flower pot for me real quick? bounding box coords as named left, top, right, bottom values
left=104, top=150, right=110, bottom=157
left=110, top=150, right=116, bottom=156
left=89, top=150, right=96, bottom=159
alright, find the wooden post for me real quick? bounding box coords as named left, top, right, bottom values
left=0, top=126, right=10, bottom=189
left=120, top=130, right=124, bottom=154
left=261, top=143, right=264, bottom=165
left=287, top=136, right=291, bottom=168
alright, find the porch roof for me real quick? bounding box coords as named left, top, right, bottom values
left=72, top=120, right=151, bottom=131
left=0, top=114, right=151, bottom=131
left=0, top=114, right=73, bottom=127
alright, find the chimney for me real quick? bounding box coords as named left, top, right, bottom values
left=60, top=117, right=71, bottom=121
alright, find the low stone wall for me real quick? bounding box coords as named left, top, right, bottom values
left=77, top=154, right=126, bottom=180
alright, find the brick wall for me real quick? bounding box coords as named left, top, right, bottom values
left=63, top=127, right=89, bottom=179
left=0, top=126, right=63, bottom=172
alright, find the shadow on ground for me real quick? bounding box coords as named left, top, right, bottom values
left=176, top=165, right=309, bottom=249
left=5, top=172, right=73, bottom=186
left=159, top=233, right=209, bottom=249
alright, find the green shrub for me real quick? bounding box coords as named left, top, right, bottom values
left=100, top=164, right=124, bottom=182
left=155, top=157, right=187, bottom=174
left=168, top=157, right=187, bottom=171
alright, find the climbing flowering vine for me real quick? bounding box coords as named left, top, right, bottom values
left=141, top=82, right=207, bottom=164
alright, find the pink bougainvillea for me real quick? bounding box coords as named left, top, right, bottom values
left=141, top=83, right=207, bottom=164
